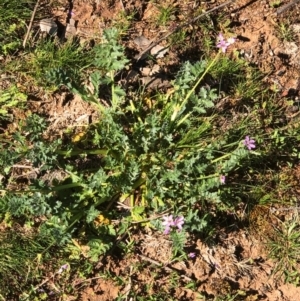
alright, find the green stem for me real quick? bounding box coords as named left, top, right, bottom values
left=178, top=52, right=221, bottom=115
left=50, top=183, right=84, bottom=191
left=110, top=70, right=116, bottom=108
left=197, top=173, right=218, bottom=180
left=210, top=153, right=231, bottom=163
left=56, top=149, right=108, bottom=156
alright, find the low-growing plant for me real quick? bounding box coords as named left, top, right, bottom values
left=275, top=20, right=295, bottom=42
left=270, top=0, right=282, bottom=8
left=0, top=85, right=27, bottom=120
left=1, top=29, right=261, bottom=263
left=3, top=0, right=300, bottom=297
left=13, top=39, right=92, bottom=90
left=0, top=0, right=33, bottom=54
left=0, top=113, right=58, bottom=178
left=0, top=226, right=57, bottom=298
left=156, top=4, right=177, bottom=27
left=168, top=28, right=187, bottom=46
left=112, top=10, right=136, bottom=36
left=268, top=214, right=300, bottom=284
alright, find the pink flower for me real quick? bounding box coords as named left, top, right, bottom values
left=216, top=33, right=236, bottom=53
left=173, top=216, right=184, bottom=231
left=188, top=252, right=196, bottom=258
left=162, top=215, right=175, bottom=234
left=162, top=215, right=184, bottom=234
left=220, top=175, right=226, bottom=184
left=243, top=136, right=256, bottom=150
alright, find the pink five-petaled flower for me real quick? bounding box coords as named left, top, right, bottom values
left=162, top=215, right=184, bottom=234
left=220, top=175, right=226, bottom=184
left=162, top=215, right=175, bottom=234
left=216, top=33, right=236, bottom=53
left=173, top=216, right=184, bottom=231
left=188, top=252, right=196, bottom=258
left=243, top=136, right=256, bottom=150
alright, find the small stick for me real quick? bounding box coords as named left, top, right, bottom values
left=119, top=0, right=125, bottom=12
left=136, top=0, right=236, bottom=60
left=138, top=254, right=193, bottom=281
left=12, top=164, right=34, bottom=169
left=277, top=0, right=300, bottom=14
left=130, top=208, right=172, bottom=224
left=73, top=276, right=104, bottom=286
left=23, top=0, right=41, bottom=48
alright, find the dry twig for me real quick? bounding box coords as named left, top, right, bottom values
left=23, top=0, right=41, bottom=48
left=277, top=0, right=300, bottom=14
left=138, top=254, right=192, bottom=281
left=136, top=0, right=237, bottom=60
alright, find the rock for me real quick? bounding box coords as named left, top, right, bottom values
left=39, top=19, right=57, bottom=35
left=133, top=35, right=151, bottom=49
left=150, top=44, right=169, bottom=58
left=65, top=18, right=77, bottom=39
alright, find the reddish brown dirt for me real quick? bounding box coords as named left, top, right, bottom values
left=77, top=228, right=300, bottom=300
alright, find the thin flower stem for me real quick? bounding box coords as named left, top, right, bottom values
left=56, top=149, right=108, bottom=156
left=173, top=53, right=220, bottom=122
left=197, top=173, right=218, bottom=180
left=210, top=152, right=232, bottom=163
left=183, top=53, right=220, bottom=105
left=110, top=70, right=116, bottom=108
